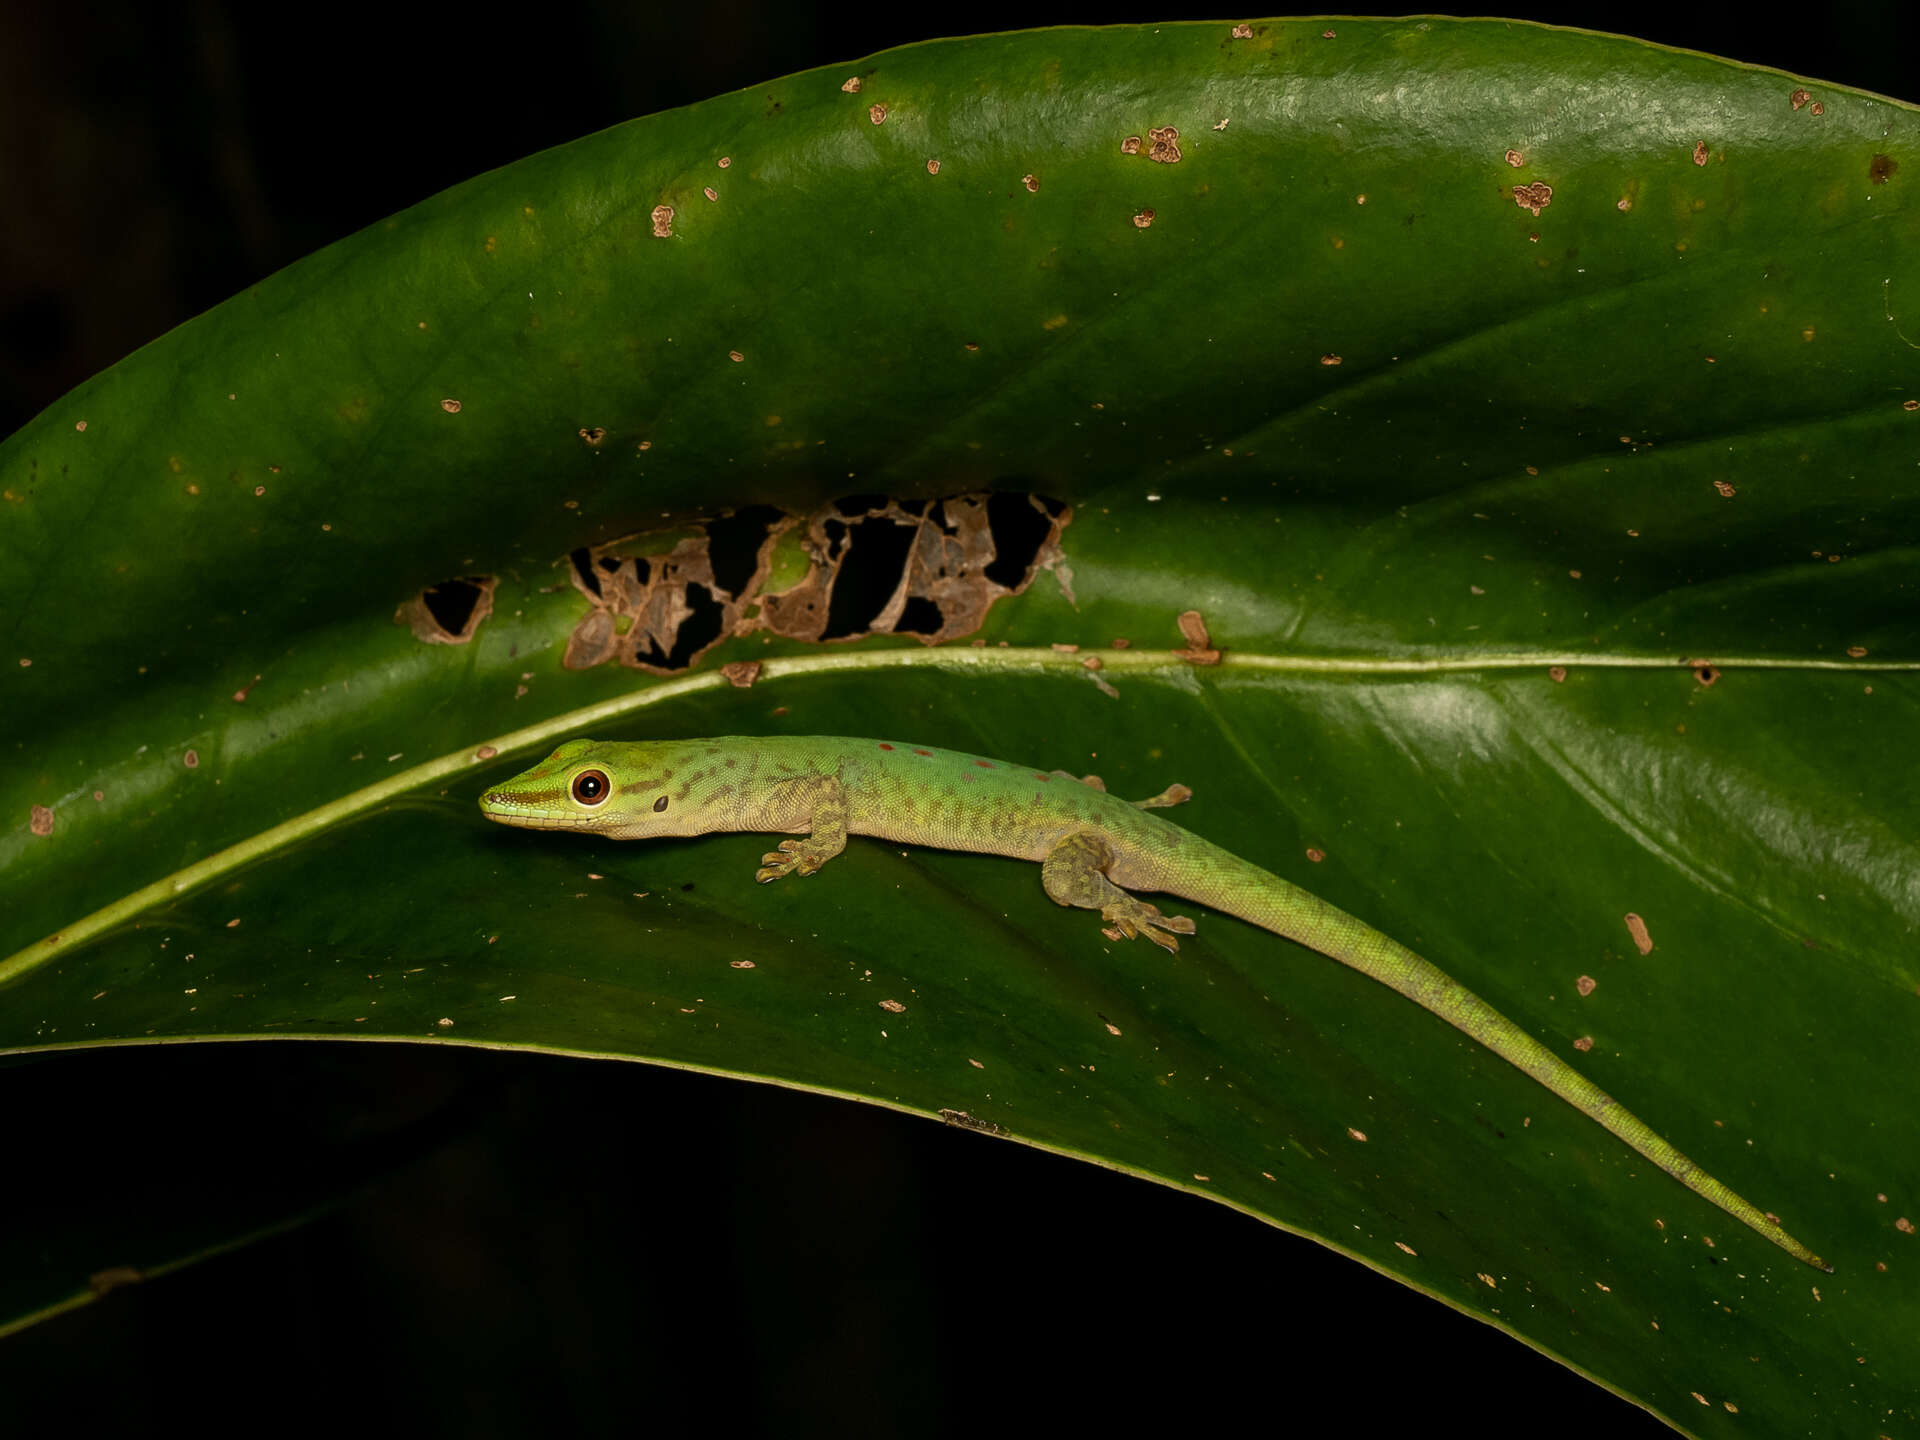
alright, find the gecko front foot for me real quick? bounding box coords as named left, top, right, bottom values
left=754, top=837, right=840, bottom=883
left=1099, top=896, right=1197, bottom=953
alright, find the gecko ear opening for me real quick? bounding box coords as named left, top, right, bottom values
left=571, top=769, right=611, bottom=806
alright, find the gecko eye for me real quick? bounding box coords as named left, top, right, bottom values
left=652, top=795, right=669, bottom=813
left=571, top=769, right=610, bottom=806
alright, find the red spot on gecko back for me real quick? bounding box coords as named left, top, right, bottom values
left=1033, top=772, right=1049, bottom=780
left=913, top=748, right=931, bottom=756
left=975, top=760, right=994, bottom=768
left=878, top=743, right=895, bottom=750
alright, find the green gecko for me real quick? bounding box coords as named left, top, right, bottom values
left=480, top=733, right=1828, bottom=1271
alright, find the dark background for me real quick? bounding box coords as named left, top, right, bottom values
left=3, top=4, right=1906, bottom=1434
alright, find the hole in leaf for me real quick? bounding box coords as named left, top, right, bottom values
left=983, top=492, right=1054, bottom=588
left=704, top=504, right=783, bottom=599
left=633, top=581, right=726, bottom=669
left=823, top=516, right=916, bottom=639
left=895, top=595, right=946, bottom=636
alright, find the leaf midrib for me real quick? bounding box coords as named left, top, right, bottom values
left=5, top=641, right=1911, bottom=986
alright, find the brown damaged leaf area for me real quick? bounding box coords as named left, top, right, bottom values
left=563, top=492, right=1072, bottom=676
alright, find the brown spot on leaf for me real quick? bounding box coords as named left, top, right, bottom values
left=939, top=1108, right=1007, bottom=1135
left=721, top=660, right=762, bottom=688
left=1871, top=154, right=1899, bottom=185
left=1573, top=1035, right=1594, bottom=1052
left=1147, top=126, right=1182, bottom=164
left=704, top=186, right=719, bottom=202
left=1504, top=148, right=1524, bottom=167
left=232, top=675, right=260, bottom=703
left=29, top=804, right=53, bottom=836
left=1512, top=182, right=1552, bottom=217
left=1576, top=975, right=1597, bottom=997
left=89, top=1267, right=144, bottom=1295
left=474, top=745, right=498, bottom=760
left=1692, top=141, right=1709, bottom=166
left=1791, top=89, right=1811, bottom=110
left=1023, top=173, right=1039, bottom=192
left=1132, top=208, right=1155, bottom=228
left=1695, top=663, right=1720, bottom=686
left=398, top=576, right=497, bottom=646
left=440, top=398, right=461, bottom=413
left=1231, top=23, right=1251, bottom=38
left=926, top=158, right=940, bottom=175
left=1120, top=135, right=1142, bottom=155
left=718, top=156, right=731, bottom=168
left=1624, top=913, right=1654, bottom=955
left=1713, top=480, right=1736, bottom=498
left=1320, top=353, right=1342, bottom=366
left=184, top=750, right=200, bottom=770
left=1847, top=645, right=1868, bottom=658
left=1305, top=847, right=1326, bottom=863
left=841, top=76, right=862, bottom=93
left=869, top=103, right=887, bottom=126
left=1175, top=609, right=1221, bottom=665
left=579, top=427, right=606, bottom=447
left=728, top=350, right=744, bottom=363
left=1898, top=1217, right=1915, bottom=1234
left=1616, top=196, right=1632, bottom=212
left=880, top=998, right=906, bottom=1013
left=1548, top=666, right=1568, bottom=683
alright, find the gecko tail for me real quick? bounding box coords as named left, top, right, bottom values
left=1173, top=855, right=1831, bottom=1270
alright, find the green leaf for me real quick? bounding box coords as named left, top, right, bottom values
left=3, top=18, right=1916, bottom=1432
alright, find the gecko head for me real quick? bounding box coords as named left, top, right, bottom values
left=479, top=737, right=707, bottom=839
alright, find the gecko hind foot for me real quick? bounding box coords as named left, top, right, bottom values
left=1100, top=897, right=1197, bottom=953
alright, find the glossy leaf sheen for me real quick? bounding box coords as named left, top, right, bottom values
left=2, top=20, right=1917, bottom=1434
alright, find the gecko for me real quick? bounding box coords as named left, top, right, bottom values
left=479, top=733, right=1828, bottom=1270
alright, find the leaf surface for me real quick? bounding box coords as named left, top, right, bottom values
left=3, top=19, right=1916, bottom=1433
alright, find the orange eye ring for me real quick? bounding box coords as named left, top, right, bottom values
left=571, top=768, right=611, bottom=806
